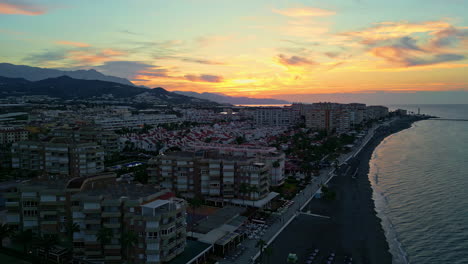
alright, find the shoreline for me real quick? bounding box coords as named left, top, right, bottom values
left=267, top=116, right=429, bottom=264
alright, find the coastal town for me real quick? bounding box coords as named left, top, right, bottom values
left=0, top=94, right=427, bottom=264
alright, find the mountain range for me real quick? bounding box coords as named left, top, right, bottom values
left=0, top=75, right=214, bottom=105
left=0, top=63, right=134, bottom=86
left=0, top=63, right=290, bottom=105
left=174, top=91, right=289, bottom=105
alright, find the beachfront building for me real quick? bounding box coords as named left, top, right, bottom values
left=185, top=143, right=286, bottom=186
left=347, top=103, right=367, bottom=126
left=4, top=173, right=187, bottom=264
left=11, top=138, right=105, bottom=177
left=366, top=106, right=389, bottom=121
left=253, top=107, right=299, bottom=127
left=303, top=103, right=351, bottom=134
left=148, top=151, right=275, bottom=207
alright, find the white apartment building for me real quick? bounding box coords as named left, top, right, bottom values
left=94, top=114, right=180, bottom=130
left=253, top=107, right=299, bottom=127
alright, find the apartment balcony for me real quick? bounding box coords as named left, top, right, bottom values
left=161, top=251, right=178, bottom=262
left=5, top=201, right=19, bottom=207
left=146, top=226, right=160, bottom=233
left=104, top=244, right=121, bottom=250
left=105, top=255, right=122, bottom=261
left=161, top=240, right=177, bottom=251
left=6, top=214, right=20, bottom=223
left=84, top=219, right=101, bottom=225
left=103, top=223, right=120, bottom=229
left=40, top=200, right=64, bottom=206
left=84, top=250, right=102, bottom=257
left=40, top=210, right=57, bottom=216
left=145, top=236, right=160, bottom=243
left=101, top=212, right=120, bottom=218
left=84, top=229, right=99, bottom=235
left=83, top=208, right=101, bottom=214
left=145, top=247, right=160, bottom=254
left=160, top=231, right=176, bottom=239
left=41, top=220, right=58, bottom=225
left=3, top=193, right=18, bottom=199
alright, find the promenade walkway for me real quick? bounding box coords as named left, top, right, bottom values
left=219, top=119, right=394, bottom=264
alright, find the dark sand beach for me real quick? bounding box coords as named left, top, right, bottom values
left=266, top=116, right=428, bottom=264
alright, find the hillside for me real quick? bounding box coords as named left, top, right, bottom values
left=0, top=75, right=215, bottom=105
left=0, top=63, right=134, bottom=86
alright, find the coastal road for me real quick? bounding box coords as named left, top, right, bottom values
left=219, top=119, right=397, bottom=264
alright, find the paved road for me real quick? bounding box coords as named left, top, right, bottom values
left=219, top=119, right=393, bottom=264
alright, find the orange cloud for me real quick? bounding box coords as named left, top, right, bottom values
left=273, top=7, right=335, bottom=17
left=343, top=20, right=452, bottom=44
left=0, top=2, right=46, bottom=15
left=101, top=49, right=125, bottom=56
left=67, top=49, right=126, bottom=64
left=55, top=41, right=90, bottom=48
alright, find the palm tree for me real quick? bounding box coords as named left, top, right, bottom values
left=66, top=222, right=80, bottom=247
left=256, top=239, right=267, bottom=262
left=249, top=185, right=259, bottom=207
left=0, top=223, right=13, bottom=248
left=239, top=183, right=249, bottom=206
left=34, top=234, right=58, bottom=262
left=264, top=246, right=273, bottom=264
left=14, top=229, right=33, bottom=253
left=120, top=230, right=138, bottom=262
left=188, top=198, right=203, bottom=237
left=96, top=227, right=113, bottom=256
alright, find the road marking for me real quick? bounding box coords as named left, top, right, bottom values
left=300, top=212, right=331, bottom=219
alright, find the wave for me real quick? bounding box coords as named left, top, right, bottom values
left=371, top=173, right=409, bottom=264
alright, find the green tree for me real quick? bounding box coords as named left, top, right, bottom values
left=235, top=135, right=246, bottom=145
left=264, top=246, right=273, bottom=264
left=272, top=160, right=280, bottom=168
left=239, top=183, right=249, bottom=206
left=256, top=239, right=267, bottom=262
left=120, top=230, right=138, bottom=262
left=14, top=229, right=33, bottom=253
left=188, top=198, right=203, bottom=237
left=249, top=185, right=259, bottom=207
left=96, top=227, right=113, bottom=255
left=0, top=223, right=13, bottom=248
left=66, top=222, right=80, bottom=247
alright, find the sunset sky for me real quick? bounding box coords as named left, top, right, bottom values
left=1, top=0, right=467, bottom=103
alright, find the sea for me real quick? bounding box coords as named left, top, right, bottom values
left=370, top=104, right=468, bottom=264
